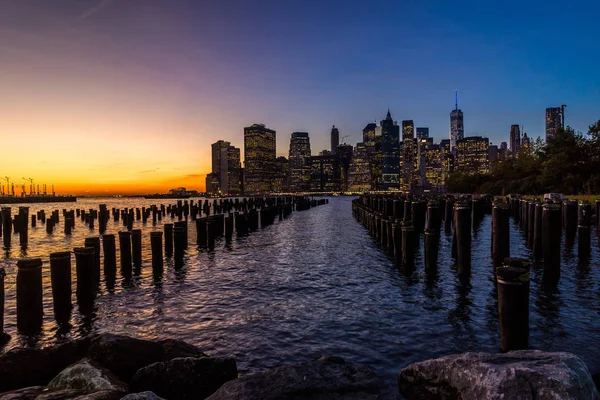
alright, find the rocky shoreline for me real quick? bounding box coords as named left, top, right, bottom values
left=0, top=334, right=598, bottom=399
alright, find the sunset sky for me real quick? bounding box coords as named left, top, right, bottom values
left=1, top=0, right=599, bottom=195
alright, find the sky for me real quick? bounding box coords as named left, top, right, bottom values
left=1, top=0, right=599, bottom=195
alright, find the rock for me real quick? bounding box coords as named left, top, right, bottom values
left=0, top=386, right=45, bottom=400
left=87, top=334, right=206, bottom=383
left=119, top=392, right=166, bottom=400
left=206, top=356, right=394, bottom=400
left=48, top=358, right=127, bottom=393
left=0, top=338, right=91, bottom=392
left=129, top=357, right=238, bottom=400
left=71, top=390, right=125, bottom=400
left=397, top=350, right=600, bottom=400
left=157, top=339, right=206, bottom=360
left=34, top=389, right=85, bottom=400
left=594, top=373, right=600, bottom=391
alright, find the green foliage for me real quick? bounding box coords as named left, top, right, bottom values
left=447, top=119, right=600, bottom=194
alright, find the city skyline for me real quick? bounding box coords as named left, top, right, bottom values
left=1, top=0, right=599, bottom=194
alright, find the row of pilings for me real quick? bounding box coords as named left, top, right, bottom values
left=0, top=196, right=328, bottom=343
left=352, top=193, right=599, bottom=353
left=0, top=197, right=328, bottom=249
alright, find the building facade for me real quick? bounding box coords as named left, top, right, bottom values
left=450, top=108, right=464, bottom=151
left=455, top=136, right=489, bottom=175
left=310, top=154, right=341, bottom=192
left=288, top=132, right=312, bottom=192
left=402, top=120, right=414, bottom=141
left=336, top=144, right=353, bottom=192
left=509, top=124, right=521, bottom=159
left=330, top=125, right=339, bottom=155
left=379, top=111, right=400, bottom=190
left=545, top=107, right=564, bottom=141
left=416, top=127, right=429, bottom=139
left=207, top=140, right=241, bottom=196
left=244, top=124, right=276, bottom=194
left=348, top=142, right=371, bottom=192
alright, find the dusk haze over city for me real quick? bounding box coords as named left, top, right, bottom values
left=2, top=0, right=599, bottom=194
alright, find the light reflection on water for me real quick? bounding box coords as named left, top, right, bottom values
left=1, top=196, right=600, bottom=387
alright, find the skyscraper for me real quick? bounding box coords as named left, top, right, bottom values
left=510, top=124, right=521, bottom=159
left=330, top=125, right=340, bottom=155
left=379, top=110, right=400, bottom=190
left=362, top=122, right=379, bottom=190
left=416, top=127, right=429, bottom=139
left=402, top=120, right=414, bottom=140
left=546, top=107, right=564, bottom=141
left=521, top=131, right=531, bottom=153
left=208, top=140, right=241, bottom=195
left=288, top=132, right=312, bottom=192
left=348, top=142, right=371, bottom=192
left=310, top=153, right=340, bottom=192
left=244, top=124, right=276, bottom=194
left=336, top=144, right=353, bottom=192
left=450, top=91, right=464, bottom=151
left=455, top=136, right=489, bottom=174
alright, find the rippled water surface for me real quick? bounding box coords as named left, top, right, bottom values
left=1, top=196, right=600, bottom=387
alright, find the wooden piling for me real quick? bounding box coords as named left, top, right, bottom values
left=542, top=203, right=561, bottom=283
left=492, top=202, right=510, bottom=267
left=131, top=229, right=142, bottom=267
left=118, top=231, right=132, bottom=277
left=454, top=202, right=472, bottom=275
left=102, top=234, right=116, bottom=278
left=16, top=258, right=43, bottom=334
left=49, top=251, right=72, bottom=323
left=497, top=258, right=530, bottom=352
left=150, top=231, right=163, bottom=272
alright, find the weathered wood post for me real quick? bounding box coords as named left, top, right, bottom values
left=131, top=229, right=142, bottom=268
left=84, top=237, right=101, bottom=284
left=454, top=202, right=472, bottom=275
left=164, top=223, right=173, bottom=257
left=492, top=202, right=510, bottom=267
left=424, top=229, right=439, bottom=272
left=102, top=234, right=116, bottom=279
left=118, top=231, right=132, bottom=277
left=2, top=208, right=11, bottom=247
left=50, top=251, right=72, bottom=323
left=150, top=231, right=163, bottom=272
left=401, top=223, right=415, bottom=270
left=497, top=258, right=530, bottom=352
left=533, top=203, right=543, bottom=258
left=173, top=224, right=185, bottom=266
left=0, top=268, right=8, bottom=344
left=16, top=258, right=43, bottom=334
left=392, top=222, right=402, bottom=267
left=578, top=202, right=591, bottom=259
left=542, top=203, right=562, bottom=283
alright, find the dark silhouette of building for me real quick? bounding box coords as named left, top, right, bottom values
left=450, top=91, right=464, bottom=151
left=273, top=156, right=289, bottom=193
left=402, top=120, right=414, bottom=140
left=521, top=131, right=531, bottom=153
left=336, top=144, right=353, bottom=192
left=207, top=140, right=241, bottom=196
left=546, top=107, right=564, bottom=141
left=510, top=124, right=521, bottom=159
left=310, top=153, right=340, bottom=192
left=488, top=144, right=499, bottom=163
left=330, top=125, right=340, bottom=155
left=416, top=127, right=429, bottom=139
left=362, top=122, right=378, bottom=189
left=379, top=111, right=400, bottom=190
left=288, top=132, right=312, bottom=192
left=244, top=124, right=276, bottom=194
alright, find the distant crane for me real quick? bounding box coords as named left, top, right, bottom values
left=3, top=177, right=13, bottom=196
left=340, top=135, right=350, bottom=144
left=22, top=177, right=34, bottom=196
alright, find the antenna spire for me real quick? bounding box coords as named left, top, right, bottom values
left=455, top=90, right=458, bottom=111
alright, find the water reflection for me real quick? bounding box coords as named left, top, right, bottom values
left=0, top=197, right=598, bottom=387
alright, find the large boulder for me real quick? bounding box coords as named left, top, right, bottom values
left=86, top=334, right=206, bottom=383
left=206, top=356, right=395, bottom=400
left=47, top=358, right=127, bottom=393
left=120, top=392, right=166, bottom=400
left=129, top=357, right=238, bottom=400
left=0, top=386, right=46, bottom=400
left=0, top=338, right=91, bottom=392
left=397, top=350, right=600, bottom=400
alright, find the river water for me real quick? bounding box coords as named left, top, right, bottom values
left=1, top=196, right=599, bottom=387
